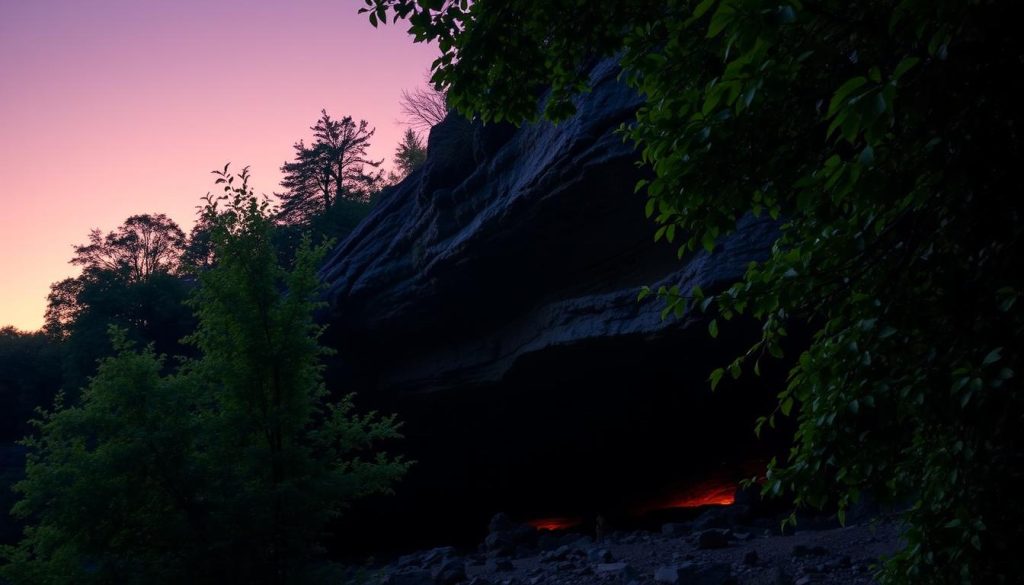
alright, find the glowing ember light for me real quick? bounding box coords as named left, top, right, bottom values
left=662, top=482, right=736, bottom=508
left=527, top=517, right=582, bottom=531
left=637, top=478, right=738, bottom=513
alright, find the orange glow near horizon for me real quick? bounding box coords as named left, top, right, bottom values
left=527, top=517, right=583, bottom=531
left=0, top=0, right=438, bottom=331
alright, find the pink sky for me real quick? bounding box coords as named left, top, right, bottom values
left=0, top=0, right=437, bottom=331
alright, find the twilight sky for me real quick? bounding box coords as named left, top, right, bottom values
left=0, top=0, right=437, bottom=331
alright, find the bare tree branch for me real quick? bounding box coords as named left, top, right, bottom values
left=399, top=80, right=449, bottom=133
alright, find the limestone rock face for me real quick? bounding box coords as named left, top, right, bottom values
left=320, top=59, right=777, bottom=393
left=318, top=59, right=780, bottom=555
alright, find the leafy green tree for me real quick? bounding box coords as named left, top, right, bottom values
left=1, top=167, right=409, bottom=584
left=0, top=334, right=206, bottom=584
left=189, top=166, right=409, bottom=582
left=278, top=110, right=384, bottom=224
left=393, top=128, right=427, bottom=177
left=360, top=1, right=1023, bottom=583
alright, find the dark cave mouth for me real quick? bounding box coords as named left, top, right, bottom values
left=327, top=330, right=791, bottom=557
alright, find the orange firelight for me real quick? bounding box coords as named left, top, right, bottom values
left=661, top=482, right=736, bottom=508
left=527, top=517, right=582, bottom=531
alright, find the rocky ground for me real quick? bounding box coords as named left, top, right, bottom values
left=347, top=498, right=902, bottom=585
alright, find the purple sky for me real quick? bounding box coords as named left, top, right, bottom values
left=0, top=0, right=437, bottom=330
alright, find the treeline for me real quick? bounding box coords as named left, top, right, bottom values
left=0, top=95, right=445, bottom=581
left=0, top=168, right=409, bottom=584
left=1, top=100, right=438, bottom=430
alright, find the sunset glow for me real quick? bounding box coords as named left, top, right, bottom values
left=0, top=0, right=437, bottom=330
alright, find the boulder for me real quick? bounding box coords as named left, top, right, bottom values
left=653, top=562, right=733, bottom=585
left=486, top=559, right=516, bottom=573
left=587, top=548, right=613, bottom=563
left=696, top=529, right=731, bottom=550
left=594, top=562, right=634, bottom=581
left=383, top=570, right=435, bottom=585
left=484, top=531, right=516, bottom=557
left=434, top=559, right=467, bottom=585
left=661, top=523, right=690, bottom=536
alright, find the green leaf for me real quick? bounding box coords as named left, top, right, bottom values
left=706, top=2, right=735, bottom=38
left=702, top=231, right=716, bottom=252
left=892, top=56, right=920, bottom=81
left=691, top=0, right=718, bottom=20
left=982, top=347, right=1003, bottom=366
left=708, top=318, right=719, bottom=338
left=781, top=397, right=794, bottom=416
left=827, top=77, right=868, bottom=117
left=709, top=367, right=725, bottom=391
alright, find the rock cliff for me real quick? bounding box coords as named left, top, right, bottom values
left=318, top=59, right=781, bottom=554
left=321, top=59, right=777, bottom=393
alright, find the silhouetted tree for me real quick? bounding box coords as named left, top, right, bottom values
left=393, top=128, right=427, bottom=177
left=0, top=327, right=62, bottom=544
left=0, top=327, right=61, bottom=442
left=70, top=214, right=185, bottom=282
left=45, top=214, right=187, bottom=339
left=277, top=110, right=383, bottom=224
left=43, top=216, right=194, bottom=391
left=181, top=214, right=216, bottom=272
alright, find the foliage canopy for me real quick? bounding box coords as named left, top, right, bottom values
left=360, top=0, right=1023, bottom=582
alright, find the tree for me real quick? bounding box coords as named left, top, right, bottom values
left=70, top=214, right=185, bottom=283
left=361, top=1, right=1023, bottom=583
left=1, top=166, right=409, bottom=584
left=398, top=76, right=449, bottom=133
left=278, top=110, right=384, bottom=224
left=0, top=334, right=207, bottom=585
left=181, top=213, right=217, bottom=272
left=0, top=328, right=62, bottom=442
left=46, top=213, right=187, bottom=337
left=393, top=128, right=427, bottom=177
left=44, top=216, right=194, bottom=392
